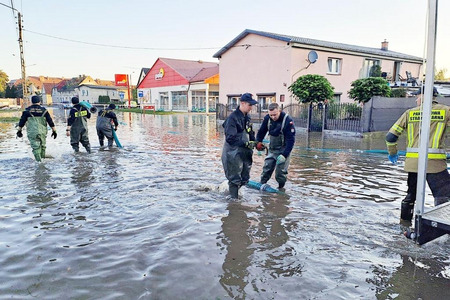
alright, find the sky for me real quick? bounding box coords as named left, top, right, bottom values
left=1, top=0, right=449, bottom=85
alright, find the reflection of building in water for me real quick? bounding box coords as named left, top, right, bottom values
left=373, top=253, right=450, bottom=299
left=219, top=197, right=300, bottom=298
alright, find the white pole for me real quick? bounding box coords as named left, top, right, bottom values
left=415, top=0, right=438, bottom=219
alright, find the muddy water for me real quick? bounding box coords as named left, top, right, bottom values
left=0, top=108, right=448, bottom=299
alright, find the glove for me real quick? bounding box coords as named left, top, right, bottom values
left=114, top=126, right=118, bottom=131
left=388, top=154, right=398, bottom=164
left=276, top=154, right=286, bottom=165
left=245, top=141, right=256, bottom=149
left=51, top=131, right=57, bottom=139
left=256, top=142, right=265, bottom=151
left=16, top=130, right=23, bottom=138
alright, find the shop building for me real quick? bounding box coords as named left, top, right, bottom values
left=213, top=29, right=423, bottom=107
left=137, top=58, right=219, bottom=112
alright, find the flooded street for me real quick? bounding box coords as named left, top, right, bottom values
left=0, top=108, right=449, bottom=299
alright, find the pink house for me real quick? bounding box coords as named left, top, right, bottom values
left=213, top=29, right=423, bottom=106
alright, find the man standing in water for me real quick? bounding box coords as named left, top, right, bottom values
left=255, top=103, right=296, bottom=189
left=222, top=93, right=258, bottom=198
left=66, top=96, right=91, bottom=153
left=386, top=86, right=450, bottom=225
left=16, top=95, right=57, bottom=162
left=96, top=103, right=119, bottom=149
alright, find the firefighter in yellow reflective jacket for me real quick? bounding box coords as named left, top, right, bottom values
left=66, top=97, right=91, bottom=153
left=386, top=86, right=450, bottom=224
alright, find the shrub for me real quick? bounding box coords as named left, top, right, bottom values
left=98, top=95, right=110, bottom=104
left=390, top=88, right=407, bottom=98
left=348, top=77, right=391, bottom=103
left=289, top=74, right=334, bottom=103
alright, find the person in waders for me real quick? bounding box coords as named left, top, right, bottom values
left=386, top=86, right=450, bottom=226
left=96, top=103, right=119, bottom=149
left=221, top=93, right=258, bottom=198
left=255, top=102, right=296, bottom=190
left=16, top=95, right=57, bottom=162
left=66, top=97, right=91, bottom=153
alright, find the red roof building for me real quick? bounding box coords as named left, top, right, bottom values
left=137, top=58, right=219, bottom=112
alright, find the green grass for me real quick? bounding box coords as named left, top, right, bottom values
left=0, top=116, right=20, bottom=122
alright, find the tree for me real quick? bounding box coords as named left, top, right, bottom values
left=288, top=74, right=334, bottom=103
left=5, top=85, right=18, bottom=98
left=348, top=77, right=391, bottom=103
left=369, top=65, right=382, bottom=77
left=435, top=68, right=447, bottom=80
left=0, top=70, right=9, bottom=97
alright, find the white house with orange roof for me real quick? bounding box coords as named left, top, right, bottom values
left=137, top=58, right=219, bottom=112
left=213, top=29, right=423, bottom=107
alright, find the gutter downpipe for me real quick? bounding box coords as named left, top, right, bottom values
left=414, top=0, right=438, bottom=241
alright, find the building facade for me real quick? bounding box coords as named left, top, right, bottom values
left=137, top=58, right=219, bottom=112
left=213, top=29, right=423, bottom=106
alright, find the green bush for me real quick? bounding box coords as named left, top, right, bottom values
left=289, top=74, right=334, bottom=103
left=98, top=95, right=110, bottom=104
left=390, top=88, right=406, bottom=98
left=348, top=77, right=391, bottom=103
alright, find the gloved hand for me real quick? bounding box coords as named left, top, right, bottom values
left=245, top=141, right=256, bottom=149
left=276, top=154, right=286, bottom=165
left=256, top=142, right=265, bottom=151
left=388, top=154, right=398, bottom=164
left=16, top=130, right=23, bottom=138
left=114, top=126, right=118, bottom=131
left=51, top=131, right=57, bottom=139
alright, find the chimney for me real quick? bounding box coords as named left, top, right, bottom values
left=381, top=39, right=389, bottom=51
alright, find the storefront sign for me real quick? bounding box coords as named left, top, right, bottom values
left=155, top=68, right=165, bottom=80
left=115, top=74, right=128, bottom=86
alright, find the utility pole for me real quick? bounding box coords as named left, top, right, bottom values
left=17, top=12, right=27, bottom=102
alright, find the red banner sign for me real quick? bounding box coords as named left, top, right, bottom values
left=115, top=74, right=128, bottom=86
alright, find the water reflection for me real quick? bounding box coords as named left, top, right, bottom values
left=219, top=195, right=299, bottom=299
left=0, top=109, right=448, bottom=299
left=27, top=164, right=54, bottom=205
left=220, top=201, right=254, bottom=298
left=373, top=253, right=450, bottom=299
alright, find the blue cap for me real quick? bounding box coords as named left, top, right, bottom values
left=240, top=93, right=258, bottom=105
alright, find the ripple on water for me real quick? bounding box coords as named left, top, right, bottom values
left=0, top=112, right=449, bottom=299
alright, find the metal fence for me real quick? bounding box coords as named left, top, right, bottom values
left=217, top=102, right=363, bottom=133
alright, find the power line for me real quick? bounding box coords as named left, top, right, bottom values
left=24, top=29, right=222, bottom=51
left=24, top=29, right=286, bottom=51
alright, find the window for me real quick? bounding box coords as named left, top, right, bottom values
left=209, top=91, right=219, bottom=111
left=192, top=91, right=206, bottom=110
left=257, top=94, right=275, bottom=111
left=363, top=59, right=380, bottom=78
left=328, top=58, right=342, bottom=74
left=332, top=93, right=341, bottom=103
left=227, top=96, right=239, bottom=110
left=171, top=91, right=187, bottom=110
left=160, top=92, right=169, bottom=110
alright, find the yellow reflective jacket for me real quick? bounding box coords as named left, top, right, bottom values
left=387, top=102, right=449, bottom=173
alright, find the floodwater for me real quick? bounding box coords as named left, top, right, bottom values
left=0, top=108, right=449, bottom=300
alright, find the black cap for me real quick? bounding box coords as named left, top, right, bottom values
left=240, top=93, right=258, bottom=105
left=31, top=95, right=41, bottom=103
left=413, top=86, right=439, bottom=97
left=71, top=97, right=80, bottom=104
left=108, top=103, right=116, bottom=109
